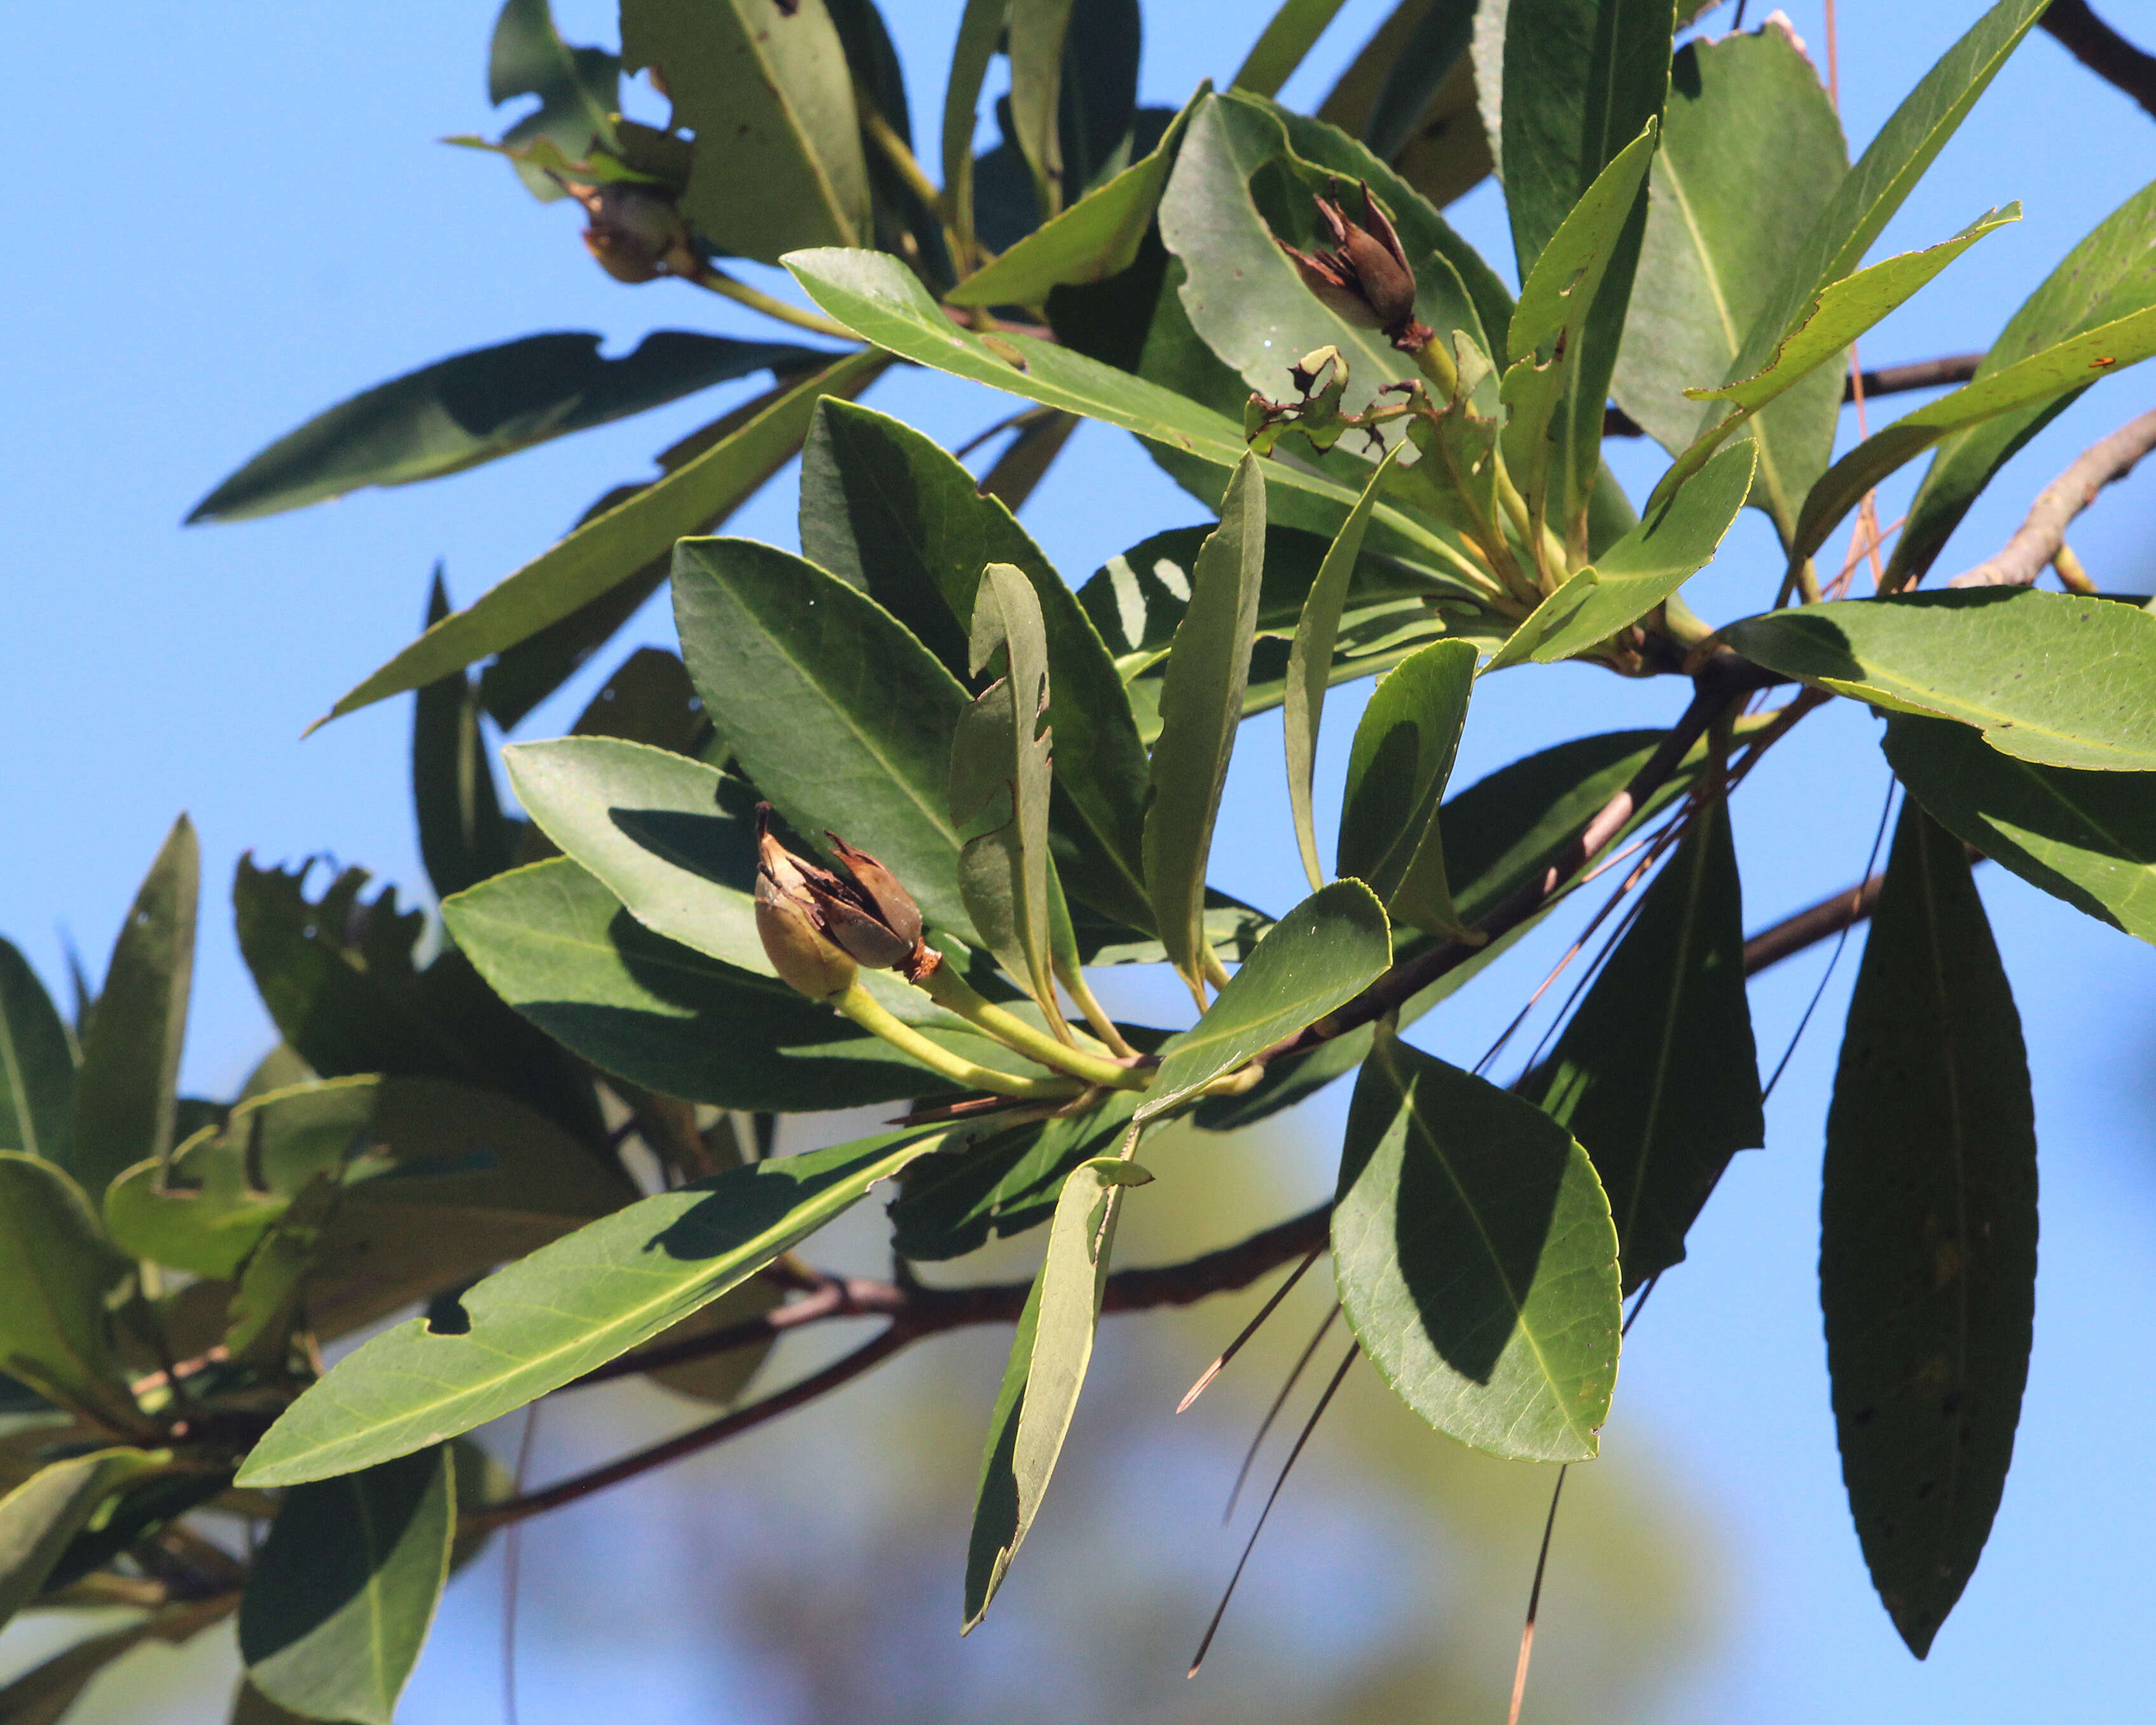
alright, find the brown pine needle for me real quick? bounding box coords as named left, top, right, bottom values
left=1224, top=1305, right=1339, bottom=1521
left=1506, top=1464, right=1569, bottom=1725
left=1178, top=1244, right=1325, bottom=1413
left=1189, top=1340, right=1359, bottom=1679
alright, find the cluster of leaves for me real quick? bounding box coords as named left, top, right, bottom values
left=10, top=0, right=2156, bottom=1715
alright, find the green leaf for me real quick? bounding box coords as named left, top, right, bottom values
left=964, top=1153, right=1152, bottom=1628
left=237, top=1127, right=955, bottom=1486
left=0, top=1155, right=147, bottom=1436
left=1314, top=0, right=1492, bottom=212
left=73, top=816, right=197, bottom=1196
left=941, top=0, right=1010, bottom=264
left=0, top=1596, right=235, bottom=1725
left=0, top=1449, right=165, bottom=1628
left=0, top=941, right=74, bottom=1172
left=948, top=86, right=1205, bottom=308
left=782, top=247, right=1465, bottom=566
left=485, top=0, right=621, bottom=202
left=1144, top=455, right=1266, bottom=988
left=1333, top=1029, right=1620, bottom=1461
left=1823, top=800, right=2036, bottom=1658
left=1360, top=0, right=1475, bottom=162
left=1725, top=589, right=2156, bottom=772
left=1500, top=118, right=1659, bottom=536
left=446, top=857, right=971, bottom=1110
left=620, top=0, right=867, bottom=261
left=798, top=399, right=1151, bottom=927
left=1337, top=641, right=1477, bottom=938
left=1884, top=716, right=2156, bottom=946
left=316, top=349, right=884, bottom=727
left=1233, top=0, right=1354, bottom=97
left=187, top=334, right=815, bottom=523
left=1788, top=304, right=2156, bottom=570
left=240, top=1447, right=454, bottom=1725
left=1487, top=437, right=1753, bottom=670
left=1648, top=206, right=2019, bottom=513
left=1535, top=794, right=1760, bottom=1291
left=565, top=645, right=712, bottom=756
left=1610, top=24, right=1847, bottom=537
left=411, top=569, right=513, bottom=903
left=951, top=566, right=1061, bottom=1017
left=1157, top=93, right=1488, bottom=424
left=1888, top=179, right=2156, bottom=588
left=1286, top=447, right=1401, bottom=892
left=1140, top=878, right=1391, bottom=1121
left=1007, top=0, right=1078, bottom=218
left=672, top=539, right=976, bottom=935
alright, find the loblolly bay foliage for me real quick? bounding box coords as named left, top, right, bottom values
left=7, top=0, right=2156, bottom=1712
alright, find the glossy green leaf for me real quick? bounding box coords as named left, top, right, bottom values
left=798, top=399, right=1151, bottom=927
left=1789, top=305, right=2156, bottom=569
left=1488, top=438, right=1753, bottom=670
left=1337, top=641, right=1476, bottom=938
left=1333, top=1029, right=1620, bottom=1461
left=948, top=86, right=1204, bottom=307
left=1649, top=206, right=2018, bottom=511
left=0, top=1155, right=146, bottom=1436
left=317, top=349, right=884, bottom=726
left=1610, top=24, right=1847, bottom=537
left=1884, top=716, right=2156, bottom=945
left=1144, top=455, right=1266, bottom=988
left=445, top=859, right=969, bottom=1111
left=240, top=1447, right=455, bottom=1725
left=964, top=1154, right=1152, bottom=1628
left=187, top=335, right=814, bottom=523
left=1888, top=179, right=2156, bottom=588
left=73, top=815, right=197, bottom=1196
left=951, top=566, right=1060, bottom=1016
left=485, top=0, right=621, bottom=202
left=1823, top=800, right=2036, bottom=1658
left=672, top=539, right=977, bottom=934
left=620, top=0, right=867, bottom=260
left=941, top=0, right=1009, bottom=263
left=1140, top=878, right=1390, bottom=1121
left=411, top=569, right=513, bottom=903
left=237, top=1126, right=955, bottom=1486
left=0, top=941, right=74, bottom=1172
left=1158, top=92, right=1486, bottom=424
left=1233, top=0, right=1353, bottom=97
left=782, top=247, right=1465, bottom=566
left=1725, top=589, right=2156, bottom=772
left=1286, top=447, right=1401, bottom=891
left=1535, top=794, right=1760, bottom=1291
left=0, top=1449, right=164, bottom=1628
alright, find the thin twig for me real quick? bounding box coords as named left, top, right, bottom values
left=1946, top=407, right=2156, bottom=588
left=688, top=264, right=860, bottom=342
left=1602, top=355, right=1982, bottom=437
left=2041, top=0, right=2156, bottom=120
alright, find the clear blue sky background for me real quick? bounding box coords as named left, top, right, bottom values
left=6, top=3, right=2156, bottom=1720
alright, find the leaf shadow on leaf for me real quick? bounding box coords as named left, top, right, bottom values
left=644, top=1162, right=874, bottom=1264
left=604, top=806, right=758, bottom=892
left=1391, top=1114, right=1570, bottom=1386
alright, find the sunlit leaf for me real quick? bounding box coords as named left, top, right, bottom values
left=1337, top=640, right=1476, bottom=937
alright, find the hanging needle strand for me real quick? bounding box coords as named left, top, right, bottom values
left=1506, top=1464, right=1570, bottom=1725
left=1178, top=1245, right=1325, bottom=1414
left=1189, top=1341, right=1360, bottom=1679
left=1224, top=1305, right=1339, bottom=1522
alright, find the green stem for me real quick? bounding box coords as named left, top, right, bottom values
left=834, top=983, right=1081, bottom=1100
left=1199, top=945, right=1233, bottom=993
left=1409, top=333, right=1460, bottom=402
left=1056, top=959, right=1139, bottom=1059
left=918, top=966, right=1149, bottom=1090
left=689, top=266, right=860, bottom=342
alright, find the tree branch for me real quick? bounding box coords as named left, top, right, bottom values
left=1743, top=874, right=1883, bottom=975
left=1603, top=354, right=1982, bottom=438
left=2041, top=0, right=2156, bottom=120
left=1946, top=407, right=2156, bottom=588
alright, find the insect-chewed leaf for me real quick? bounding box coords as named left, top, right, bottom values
left=1534, top=793, right=1760, bottom=1291
left=1823, top=800, right=2036, bottom=1657
left=236, top=1127, right=958, bottom=1487
left=964, top=1154, right=1154, bottom=1629
left=1884, top=716, right=2156, bottom=945
left=240, top=1447, right=455, bottom=1725
left=1726, top=589, right=2156, bottom=773
left=1333, top=1029, right=1620, bottom=1462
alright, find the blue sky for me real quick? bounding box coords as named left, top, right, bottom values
left=6, top=3, right=2156, bottom=1720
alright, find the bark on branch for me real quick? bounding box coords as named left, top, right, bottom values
left=1603, top=355, right=1983, bottom=439
left=1946, top=407, right=2156, bottom=589
left=2041, top=0, right=2156, bottom=120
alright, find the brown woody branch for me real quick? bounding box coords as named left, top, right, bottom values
left=2041, top=0, right=2156, bottom=120
left=1603, top=355, right=1983, bottom=438
left=1947, top=406, right=2156, bottom=588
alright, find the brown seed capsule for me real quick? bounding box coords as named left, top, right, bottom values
left=1277, top=181, right=1434, bottom=352
left=574, top=182, right=693, bottom=284
left=754, top=807, right=941, bottom=990
left=755, top=808, right=858, bottom=1001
